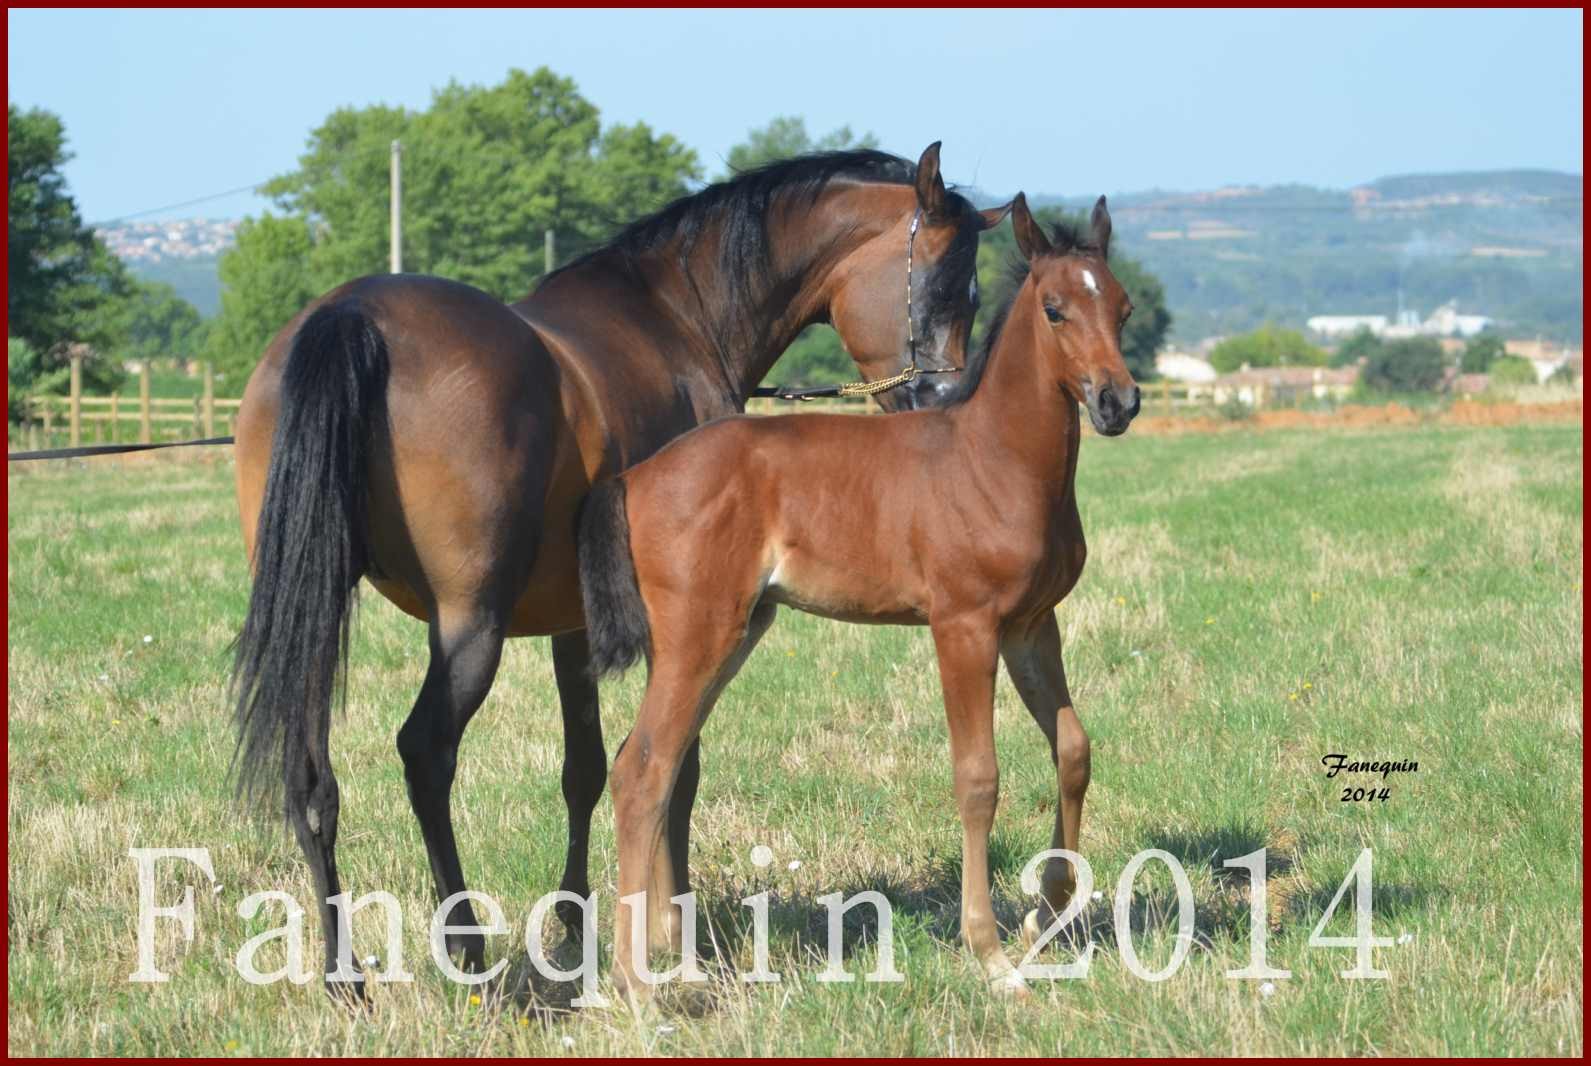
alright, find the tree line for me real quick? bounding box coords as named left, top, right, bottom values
left=8, top=67, right=1172, bottom=414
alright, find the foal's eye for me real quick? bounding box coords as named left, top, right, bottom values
left=1044, top=305, right=1064, bottom=324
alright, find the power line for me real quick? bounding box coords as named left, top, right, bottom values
left=88, top=181, right=275, bottom=227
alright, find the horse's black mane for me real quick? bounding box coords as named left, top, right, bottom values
left=541, top=148, right=918, bottom=310
left=943, top=220, right=1105, bottom=406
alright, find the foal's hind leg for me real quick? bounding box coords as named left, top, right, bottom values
left=609, top=604, right=760, bottom=1001
left=653, top=602, right=777, bottom=952
left=396, top=607, right=508, bottom=971
left=551, top=630, right=607, bottom=940
left=1001, top=612, right=1090, bottom=946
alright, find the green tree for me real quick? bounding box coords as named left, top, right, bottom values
left=723, top=116, right=879, bottom=176
left=1488, top=354, right=1537, bottom=387
left=1460, top=332, right=1506, bottom=373
left=9, top=110, right=134, bottom=342
left=1362, top=336, right=1447, bottom=392
left=259, top=68, right=699, bottom=301
left=111, top=279, right=204, bottom=365
left=1330, top=327, right=1383, bottom=368
left=205, top=215, right=318, bottom=382
left=8, top=105, right=137, bottom=412
left=208, top=68, right=702, bottom=384
left=1209, top=324, right=1327, bottom=373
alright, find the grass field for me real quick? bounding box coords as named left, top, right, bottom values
left=7, top=420, right=1583, bottom=1056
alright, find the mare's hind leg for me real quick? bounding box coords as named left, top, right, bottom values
left=1000, top=612, right=1090, bottom=946
left=551, top=630, right=607, bottom=940
left=285, top=721, right=357, bottom=996
left=396, top=606, right=508, bottom=971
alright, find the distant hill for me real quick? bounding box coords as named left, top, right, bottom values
left=126, top=255, right=223, bottom=317
left=111, top=170, right=1583, bottom=343
left=1021, top=169, right=1583, bottom=342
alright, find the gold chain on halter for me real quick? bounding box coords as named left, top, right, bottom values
left=835, top=365, right=919, bottom=397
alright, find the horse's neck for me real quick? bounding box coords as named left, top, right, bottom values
left=955, top=293, right=1080, bottom=495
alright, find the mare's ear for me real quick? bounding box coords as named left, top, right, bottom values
left=1011, top=192, right=1053, bottom=261
left=1090, top=195, right=1112, bottom=257
left=914, top=141, right=949, bottom=220
left=977, top=199, right=1013, bottom=231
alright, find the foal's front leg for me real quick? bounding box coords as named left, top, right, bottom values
left=1000, top=611, right=1090, bottom=945
left=931, top=614, right=1025, bottom=993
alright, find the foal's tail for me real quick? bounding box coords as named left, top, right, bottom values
left=576, top=477, right=652, bottom=678
left=231, top=300, right=389, bottom=807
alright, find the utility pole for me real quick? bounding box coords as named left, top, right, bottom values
left=389, top=140, right=403, bottom=273
left=544, top=228, right=556, bottom=274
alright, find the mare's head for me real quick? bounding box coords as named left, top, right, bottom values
left=824, top=142, right=1010, bottom=410
left=1010, top=192, right=1139, bottom=435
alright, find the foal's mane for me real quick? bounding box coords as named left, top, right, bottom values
left=943, top=219, right=1107, bottom=407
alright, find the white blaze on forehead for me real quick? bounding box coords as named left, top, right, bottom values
left=1081, top=268, right=1101, bottom=296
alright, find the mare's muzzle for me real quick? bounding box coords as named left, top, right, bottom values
left=1085, top=381, right=1140, bottom=436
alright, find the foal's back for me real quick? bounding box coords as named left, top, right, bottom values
left=621, top=408, right=957, bottom=626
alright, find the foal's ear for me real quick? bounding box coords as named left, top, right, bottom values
left=1011, top=193, right=1053, bottom=260
left=977, top=199, right=1014, bottom=231
left=914, top=141, right=949, bottom=219
left=1090, top=195, right=1112, bottom=257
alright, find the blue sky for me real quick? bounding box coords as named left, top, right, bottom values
left=8, top=8, right=1583, bottom=224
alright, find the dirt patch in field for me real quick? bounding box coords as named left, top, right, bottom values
left=1129, top=399, right=1582, bottom=437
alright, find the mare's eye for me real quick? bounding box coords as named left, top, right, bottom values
left=1044, top=305, right=1064, bottom=324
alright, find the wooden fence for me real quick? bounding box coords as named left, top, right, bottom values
left=17, top=356, right=241, bottom=451
left=12, top=367, right=1273, bottom=455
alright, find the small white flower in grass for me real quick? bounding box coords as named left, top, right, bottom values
left=1091, top=890, right=1103, bottom=901
left=656, top=1024, right=677, bottom=1035
left=1130, top=649, right=1143, bottom=658
left=98, top=673, right=109, bottom=682
left=561, top=1035, right=575, bottom=1049
left=750, top=845, right=773, bottom=868
left=1260, top=981, right=1276, bottom=998
left=142, top=635, right=153, bottom=644
left=787, top=860, right=802, bottom=871
left=1397, top=931, right=1414, bottom=945
left=364, top=954, right=381, bottom=968
left=212, top=883, right=223, bottom=895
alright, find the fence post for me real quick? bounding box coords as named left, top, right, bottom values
left=139, top=363, right=152, bottom=443
left=1160, top=378, right=1171, bottom=417
left=110, top=391, right=120, bottom=442
left=203, top=361, right=216, bottom=437
left=69, top=352, right=83, bottom=447
left=42, top=398, right=54, bottom=438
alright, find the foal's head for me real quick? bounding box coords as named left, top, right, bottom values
left=827, top=142, right=1011, bottom=411
left=1011, top=193, right=1140, bottom=436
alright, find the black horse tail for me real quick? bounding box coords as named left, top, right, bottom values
left=576, top=477, right=652, bottom=679
left=231, top=300, right=389, bottom=809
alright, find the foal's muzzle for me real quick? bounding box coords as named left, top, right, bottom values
left=1085, top=381, right=1140, bottom=436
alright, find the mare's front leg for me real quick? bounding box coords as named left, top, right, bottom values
left=1001, top=611, right=1090, bottom=946
left=931, top=613, right=1025, bottom=993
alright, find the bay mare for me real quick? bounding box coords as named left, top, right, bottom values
left=229, top=144, right=1010, bottom=991
left=578, top=194, right=1140, bottom=998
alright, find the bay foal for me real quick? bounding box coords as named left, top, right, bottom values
left=579, top=193, right=1140, bottom=997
